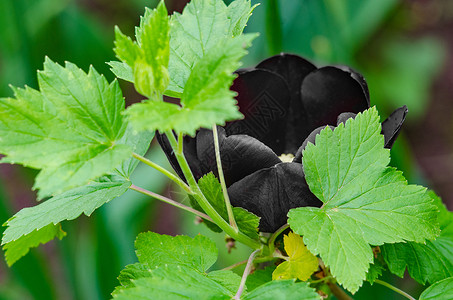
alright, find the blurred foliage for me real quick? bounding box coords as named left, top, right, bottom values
left=0, top=0, right=448, bottom=299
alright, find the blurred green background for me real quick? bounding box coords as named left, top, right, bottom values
left=0, top=0, right=451, bottom=299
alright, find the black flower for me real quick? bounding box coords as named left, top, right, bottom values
left=158, top=53, right=407, bottom=233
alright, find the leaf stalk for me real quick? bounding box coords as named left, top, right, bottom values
left=212, top=124, right=238, bottom=231
left=129, top=184, right=212, bottom=222
left=374, top=279, right=416, bottom=300
left=132, top=152, right=191, bottom=193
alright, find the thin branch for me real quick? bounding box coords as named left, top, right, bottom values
left=212, top=124, right=238, bottom=231
left=222, top=259, right=248, bottom=271
left=129, top=184, right=212, bottom=222
left=132, top=152, right=191, bottom=193
left=374, top=279, right=416, bottom=300
left=234, top=249, right=260, bottom=300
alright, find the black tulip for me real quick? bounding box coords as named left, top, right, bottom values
left=158, top=53, right=408, bottom=232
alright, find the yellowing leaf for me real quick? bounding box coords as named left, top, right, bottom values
left=272, top=232, right=318, bottom=281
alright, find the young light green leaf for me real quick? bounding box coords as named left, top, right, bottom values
left=227, top=0, right=258, bottom=37
left=114, top=1, right=170, bottom=96
left=419, top=277, right=453, bottom=300
left=0, top=58, right=131, bottom=197
left=112, top=266, right=232, bottom=300
left=126, top=34, right=256, bottom=136
left=192, top=172, right=260, bottom=239
left=108, top=61, right=134, bottom=83
left=3, top=223, right=66, bottom=266
left=135, top=232, right=217, bottom=273
left=2, top=180, right=131, bottom=246
left=288, top=107, right=439, bottom=293
left=242, top=280, right=320, bottom=300
left=166, top=0, right=255, bottom=97
left=272, top=232, right=318, bottom=281
left=381, top=191, right=453, bottom=284
left=366, top=259, right=385, bottom=284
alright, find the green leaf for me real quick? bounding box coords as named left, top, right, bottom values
left=227, top=0, right=258, bottom=37
left=419, top=277, right=453, bottom=300
left=246, top=266, right=275, bottom=291
left=0, top=58, right=131, bottom=197
left=288, top=107, right=439, bottom=293
left=366, top=259, right=385, bottom=284
left=206, top=270, right=243, bottom=294
left=108, top=61, right=134, bottom=83
left=114, top=1, right=170, bottom=96
left=2, top=180, right=131, bottom=246
left=114, top=122, right=154, bottom=179
left=272, top=232, right=318, bottom=281
left=112, top=266, right=232, bottom=300
left=193, top=172, right=260, bottom=239
left=166, top=0, right=255, bottom=97
left=242, top=280, right=320, bottom=300
left=134, top=232, right=217, bottom=273
left=112, top=263, right=152, bottom=296
left=125, top=34, right=255, bottom=136
left=381, top=191, right=453, bottom=284
left=3, top=223, right=66, bottom=266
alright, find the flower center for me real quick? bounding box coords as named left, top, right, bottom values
left=278, top=153, right=294, bottom=163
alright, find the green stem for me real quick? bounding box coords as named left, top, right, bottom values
left=212, top=125, right=238, bottom=231
left=268, top=223, right=289, bottom=255
left=177, top=132, right=183, bottom=154
left=165, top=132, right=261, bottom=250
left=234, top=249, right=260, bottom=300
left=129, top=184, right=212, bottom=222
left=374, top=279, right=416, bottom=300
left=132, top=152, right=191, bottom=193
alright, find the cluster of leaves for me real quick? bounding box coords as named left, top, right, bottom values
left=111, top=232, right=320, bottom=299
left=0, top=0, right=453, bottom=299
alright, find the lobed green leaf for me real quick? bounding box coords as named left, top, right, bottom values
left=2, top=180, right=131, bottom=246
left=289, top=107, right=439, bottom=293
left=166, top=0, right=256, bottom=97
left=3, top=223, right=66, bottom=266
left=125, top=34, right=256, bottom=136
left=114, top=1, right=170, bottom=96
left=135, top=232, right=217, bottom=273
left=0, top=58, right=132, bottom=197
left=419, top=277, right=453, bottom=300
left=242, top=280, right=320, bottom=300
left=381, top=191, right=453, bottom=284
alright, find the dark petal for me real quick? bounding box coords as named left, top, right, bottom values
left=156, top=132, right=204, bottom=182
left=293, top=125, right=335, bottom=164
left=301, top=66, right=369, bottom=131
left=196, top=127, right=281, bottom=186
left=381, top=105, right=408, bottom=149
left=256, top=54, right=317, bottom=153
left=336, top=112, right=357, bottom=125
left=334, top=65, right=370, bottom=106
left=225, top=69, right=291, bottom=155
left=228, top=163, right=322, bottom=232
